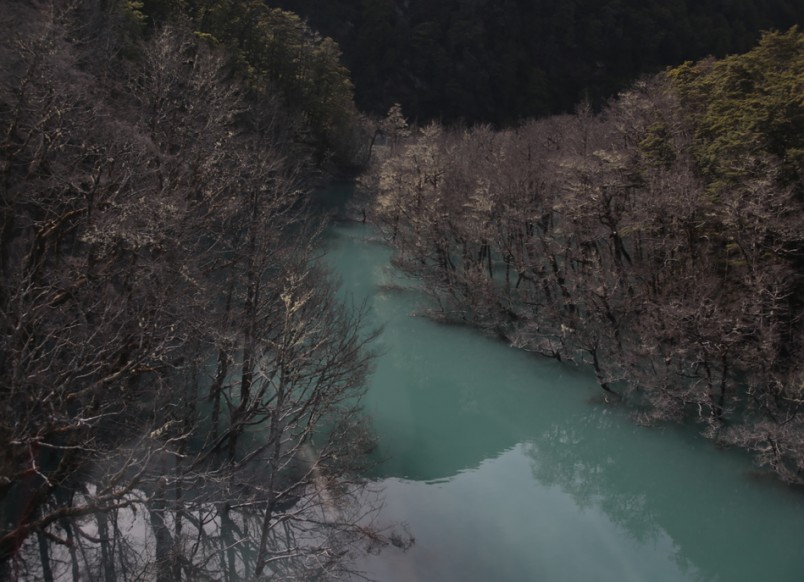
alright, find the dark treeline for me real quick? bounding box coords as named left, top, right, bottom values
left=141, top=0, right=376, bottom=171
left=272, top=0, right=802, bottom=125
left=0, top=0, right=388, bottom=580
left=367, top=29, right=804, bottom=484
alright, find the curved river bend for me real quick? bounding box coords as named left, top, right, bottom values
left=322, top=218, right=804, bottom=582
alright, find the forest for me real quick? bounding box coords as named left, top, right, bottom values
left=1, top=0, right=803, bottom=579
left=274, top=0, right=801, bottom=124
left=367, top=28, right=804, bottom=484
left=0, top=0, right=385, bottom=580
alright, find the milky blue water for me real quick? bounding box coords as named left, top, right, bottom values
left=323, top=219, right=804, bottom=582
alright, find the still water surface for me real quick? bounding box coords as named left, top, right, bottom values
left=322, top=219, right=804, bottom=582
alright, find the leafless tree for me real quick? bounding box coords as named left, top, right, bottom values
left=1, top=3, right=389, bottom=579
left=369, top=68, right=804, bottom=484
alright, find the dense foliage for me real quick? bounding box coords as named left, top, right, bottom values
left=368, top=29, right=804, bottom=483
left=273, top=0, right=802, bottom=125
left=0, top=1, right=383, bottom=579
left=141, top=0, right=370, bottom=169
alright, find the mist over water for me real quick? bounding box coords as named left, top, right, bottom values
left=322, top=220, right=804, bottom=582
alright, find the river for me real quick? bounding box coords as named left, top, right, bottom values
left=320, top=211, right=804, bottom=582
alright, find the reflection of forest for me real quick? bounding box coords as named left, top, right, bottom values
left=528, top=408, right=804, bottom=582
left=369, top=382, right=804, bottom=582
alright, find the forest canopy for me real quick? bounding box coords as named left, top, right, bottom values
left=273, top=0, right=803, bottom=124
left=140, top=0, right=369, bottom=168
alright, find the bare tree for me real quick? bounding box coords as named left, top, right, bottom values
left=0, top=3, right=388, bottom=579
left=369, top=59, right=804, bottom=484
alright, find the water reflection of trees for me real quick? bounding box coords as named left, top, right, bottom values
left=527, top=423, right=661, bottom=544
left=14, top=471, right=376, bottom=581
left=526, top=406, right=804, bottom=582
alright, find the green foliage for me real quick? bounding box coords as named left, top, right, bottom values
left=183, top=1, right=362, bottom=165
left=133, top=0, right=365, bottom=169
left=639, top=122, right=676, bottom=167
left=123, top=0, right=148, bottom=26
left=669, top=27, right=804, bottom=192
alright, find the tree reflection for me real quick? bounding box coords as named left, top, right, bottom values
left=525, top=403, right=803, bottom=582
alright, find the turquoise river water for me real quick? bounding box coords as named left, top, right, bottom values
left=321, top=217, right=804, bottom=582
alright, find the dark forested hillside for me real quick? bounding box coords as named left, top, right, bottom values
left=273, top=0, right=802, bottom=125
